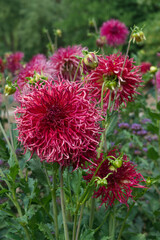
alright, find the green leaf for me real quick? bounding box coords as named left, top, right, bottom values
left=130, top=233, right=146, bottom=240
left=0, top=138, right=9, bottom=161
left=147, top=146, right=159, bottom=160
left=147, top=123, right=159, bottom=134
left=105, top=111, right=118, bottom=137
left=79, top=229, right=95, bottom=240
left=38, top=223, right=54, bottom=240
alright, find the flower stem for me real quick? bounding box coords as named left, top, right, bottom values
left=60, top=169, right=69, bottom=240
left=75, top=203, right=84, bottom=240
left=73, top=61, right=81, bottom=82
left=89, top=198, right=95, bottom=229
left=0, top=121, right=23, bottom=178
left=43, top=163, right=59, bottom=240
left=117, top=203, right=135, bottom=240
left=109, top=205, right=116, bottom=240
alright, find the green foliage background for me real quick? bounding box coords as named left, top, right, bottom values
left=0, top=0, right=160, bottom=62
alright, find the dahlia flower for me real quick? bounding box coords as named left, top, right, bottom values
left=100, top=19, right=129, bottom=47
left=84, top=53, right=142, bottom=108
left=49, top=45, right=87, bottom=81
left=140, top=62, right=151, bottom=74
left=84, top=149, right=145, bottom=207
left=15, top=55, right=53, bottom=100
left=15, top=80, right=101, bottom=168
left=0, top=58, right=5, bottom=73
left=6, top=52, right=24, bottom=74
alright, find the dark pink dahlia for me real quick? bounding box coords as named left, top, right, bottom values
left=49, top=45, right=87, bottom=81
left=15, top=56, right=53, bottom=100
left=100, top=19, right=129, bottom=47
left=84, top=149, right=145, bottom=207
left=84, top=53, right=142, bottom=108
left=0, top=57, right=5, bottom=73
left=140, top=62, right=151, bottom=74
left=15, top=80, right=101, bottom=168
left=6, top=52, right=24, bottom=74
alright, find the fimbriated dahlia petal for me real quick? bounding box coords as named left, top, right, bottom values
left=84, top=53, right=142, bottom=108
left=15, top=80, right=102, bottom=168
left=84, top=149, right=145, bottom=207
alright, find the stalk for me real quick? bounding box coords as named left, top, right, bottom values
left=75, top=204, right=85, bottom=240
left=89, top=198, right=95, bottom=229
left=60, top=169, right=69, bottom=240
left=73, top=61, right=81, bottom=82
left=43, top=163, right=59, bottom=240
left=117, top=203, right=135, bottom=240
left=109, top=205, right=116, bottom=240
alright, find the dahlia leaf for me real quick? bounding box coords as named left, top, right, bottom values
left=105, top=111, right=118, bottom=137
left=38, top=223, right=54, bottom=240
left=0, top=138, right=9, bottom=161
left=147, top=146, right=159, bottom=160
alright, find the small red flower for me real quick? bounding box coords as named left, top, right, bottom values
left=100, top=19, right=129, bottom=47
left=49, top=45, right=87, bottom=81
left=84, top=149, right=145, bottom=207
left=140, top=62, right=151, bottom=74
left=84, top=53, right=142, bottom=108
left=6, top=52, right=24, bottom=74
left=15, top=80, right=102, bottom=169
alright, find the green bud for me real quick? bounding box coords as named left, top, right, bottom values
left=112, top=159, right=123, bottom=168
left=83, top=52, right=98, bottom=69
left=109, top=165, right=117, bottom=172
left=4, top=84, right=16, bottom=96
left=150, top=66, right=158, bottom=74
left=131, top=26, right=146, bottom=43
left=55, top=29, right=62, bottom=37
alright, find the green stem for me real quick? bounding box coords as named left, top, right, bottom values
left=72, top=214, right=78, bottom=240
left=0, top=121, right=23, bottom=178
left=5, top=96, right=14, bottom=150
left=52, top=166, right=59, bottom=240
left=73, top=61, right=81, bottom=82
left=109, top=205, right=116, bottom=240
left=94, top=211, right=110, bottom=233
left=60, top=169, right=69, bottom=240
left=43, top=163, right=59, bottom=240
left=75, top=204, right=84, bottom=240
left=120, top=37, right=132, bottom=78
left=117, top=203, right=135, bottom=240
left=46, top=30, right=54, bottom=53
left=89, top=198, right=95, bottom=229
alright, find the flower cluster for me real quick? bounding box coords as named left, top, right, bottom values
left=6, top=52, right=24, bottom=74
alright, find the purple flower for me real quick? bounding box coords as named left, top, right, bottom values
left=142, top=148, right=148, bottom=153
left=118, top=123, right=130, bottom=129
left=137, top=130, right=148, bottom=136
left=141, top=118, right=151, bottom=124
left=134, top=150, right=142, bottom=155
left=151, top=135, right=158, bottom=141
left=131, top=123, right=142, bottom=131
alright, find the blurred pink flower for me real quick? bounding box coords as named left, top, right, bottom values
left=100, top=19, right=129, bottom=46
left=49, top=45, right=87, bottom=81
left=84, top=149, right=145, bottom=207
left=6, top=52, right=24, bottom=74
left=140, top=62, right=151, bottom=74
left=15, top=80, right=101, bottom=169
left=0, top=58, right=5, bottom=73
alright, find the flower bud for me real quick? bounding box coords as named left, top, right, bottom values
left=83, top=52, right=98, bottom=69
left=96, top=177, right=108, bottom=187
left=131, top=26, right=146, bottom=43
left=96, top=36, right=106, bottom=48
left=55, top=29, right=62, bottom=37
left=4, top=84, right=16, bottom=96
left=150, top=66, right=158, bottom=74
left=112, top=159, right=123, bottom=168
left=109, top=165, right=117, bottom=172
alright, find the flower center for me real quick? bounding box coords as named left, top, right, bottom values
left=110, top=26, right=119, bottom=34
left=103, top=74, right=118, bottom=90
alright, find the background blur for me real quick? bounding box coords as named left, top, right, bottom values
left=0, top=0, right=160, bottom=63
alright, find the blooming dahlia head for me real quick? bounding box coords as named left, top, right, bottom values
left=15, top=80, right=101, bottom=168
left=49, top=45, right=87, bottom=81
left=84, top=149, right=145, bottom=207
left=140, top=62, right=151, bottom=74
left=84, top=53, right=142, bottom=108
left=15, top=56, right=54, bottom=100
left=100, top=19, right=129, bottom=47
left=6, top=52, right=24, bottom=74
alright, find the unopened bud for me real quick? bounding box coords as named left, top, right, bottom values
left=96, top=36, right=106, bottom=48
left=150, top=66, right=158, bottom=74
left=112, top=159, right=123, bottom=168
left=55, top=29, right=62, bottom=37
left=131, top=26, right=146, bottom=43
left=4, top=84, right=16, bottom=96
left=109, top=165, right=117, bottom=172
left=83, top=52, right=98, bottom=69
